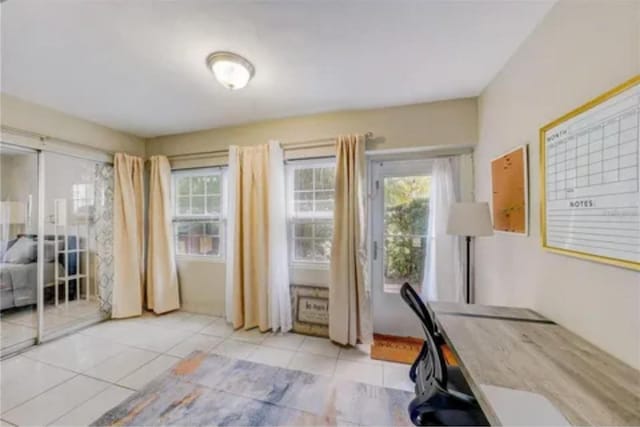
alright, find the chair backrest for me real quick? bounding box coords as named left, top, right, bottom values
left=400, top=283, right=448, bottom=386
left=422, top=315, right=448, bottom=386
left=400, top=283, right=437, bottom=337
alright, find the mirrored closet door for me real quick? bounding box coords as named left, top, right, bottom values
left=40, top=152, right=113, bottom=341
left=0, top=144, right=40, bottom=355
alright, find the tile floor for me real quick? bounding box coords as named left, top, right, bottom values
left=0, top=311, right=413, bottom=426
left=1, top=299, right=102, bottom=350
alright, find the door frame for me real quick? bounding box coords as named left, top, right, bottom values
left=368, top=158, right=433, bottom=338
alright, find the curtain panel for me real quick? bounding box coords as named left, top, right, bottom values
left=147, top=155, right=180, bottom=314
left=329, top=134, right=372, bottom=346
left=421, top=157, right=463, bottom=302
left=94, top=163, right=115, bottom=316
left=225, top=143, right=292, bottom=332
left=112, top=153, right=145, bottom=319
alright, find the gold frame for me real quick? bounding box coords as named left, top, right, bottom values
left=540, top=74, right=640, bottom=271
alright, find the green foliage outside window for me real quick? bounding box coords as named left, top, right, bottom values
left=383, top=176, right=430, bottom=286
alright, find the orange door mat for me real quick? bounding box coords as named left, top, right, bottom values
left=370, top=333, right=457, bottom=366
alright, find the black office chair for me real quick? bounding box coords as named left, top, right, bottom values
left=399, top=283, right=444, bottom=382
left=409, top=328, right=488, bottom=426
left=401, top=284, right=488, bottom=426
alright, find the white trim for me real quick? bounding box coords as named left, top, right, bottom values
left=1, top=125, right=114, bottom=164
left=285, top=159, right=336, bottom=265
left=171, top=167, right=227, bottom=259
left=291, top=261, right=331, bottom=271
left=366, top=144, right=474, bottom=159
left=176, top=254, right=226, bottom=263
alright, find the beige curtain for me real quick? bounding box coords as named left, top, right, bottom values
left=112, top=153, right=145, bottom=319
left=147, top=155, right=180, bottom=314
left=329, top=135, right=372, bottom=345
left=229, top=144, right=271, bottom=331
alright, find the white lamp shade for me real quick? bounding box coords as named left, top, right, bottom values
left=0, top=201, right=26, bottom=224
left=447, top=202, right=494, bottom=237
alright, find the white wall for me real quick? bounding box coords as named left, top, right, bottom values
left=474, top=0, right=640, bottom=369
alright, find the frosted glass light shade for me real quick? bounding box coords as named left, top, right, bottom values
left=207, top=52, right=255, bottom=90
left=447, top=202, right=494, bottom=237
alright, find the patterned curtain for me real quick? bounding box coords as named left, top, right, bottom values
left=94, top=163, right=114, bottom=317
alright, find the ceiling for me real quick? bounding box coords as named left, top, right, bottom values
left=1, top=1, right=555, bottom=138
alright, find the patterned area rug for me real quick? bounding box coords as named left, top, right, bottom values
left=92, top=351, right=414, bottom=426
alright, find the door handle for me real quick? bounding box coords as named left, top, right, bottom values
left=373, top=241, right=378, bottom=260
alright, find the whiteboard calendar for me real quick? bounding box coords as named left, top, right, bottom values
left=540, top=76, right=640, bottom=270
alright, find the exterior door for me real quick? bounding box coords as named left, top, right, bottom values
left=370, top=159, right=432, bottom=337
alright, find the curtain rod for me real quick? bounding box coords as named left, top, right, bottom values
left=166, top=132, right=373, bottom=161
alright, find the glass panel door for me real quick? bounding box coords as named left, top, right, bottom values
left=0, top=144, right=40, bottom=355
left=40, top=152, right=107, bottom=340
left=371, top=159, right=431, bottom=337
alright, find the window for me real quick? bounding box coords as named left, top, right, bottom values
left=172, top=168, right=225, bottom=257
left=287, top=161, right=335, bottom=264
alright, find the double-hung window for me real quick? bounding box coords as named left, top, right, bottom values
left=172, top=168, right=225, bottom=258
left=286, top=160, right=336, bottom=265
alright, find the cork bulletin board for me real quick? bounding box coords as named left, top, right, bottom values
left=491, top=145, right=529, bottom=235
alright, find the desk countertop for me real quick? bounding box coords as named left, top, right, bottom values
left=429, top=302, right=640, bottom=426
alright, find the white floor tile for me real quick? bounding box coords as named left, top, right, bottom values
left=166, top=334, right=223, bottom=358
left=80, top=318, right=191, bottom=353
left=174, top=313, right=217, bottom=332
left=334, top=359, right=384, bottom=386
left=51, top=385, right=133, bottom=426
left=338, top=344, right=381, bottom=365
left=199, top=319, right=234, bottom=338
left=117, top=354, right=180, bottom=390
left=298, top=336, right=341, bottom=357
left=210, top=339, right=259, bottom=360
left=3, top=375, right=110, bottom=426
left=261, top=333, right=305, bottom=350
left=383, top=362, right=414, bottom=391
left=288, top=352, right=337, bottom=376
left=0, top=356, right=76, bottom=412
left=245, top=346, right=295, bottom=368
left=0, top=419, right=16, bottom=426
left=82, top=347, right=159, bottom=382
left=23, top=333, right=127, bottom=372
left=230, top=328, right=267, bottom=344
left=0, top=322, right=36, bottom=348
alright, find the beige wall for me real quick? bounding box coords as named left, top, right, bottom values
left=474, top=0, right=640, bottom=369
left=147, top=98, right=477, bottom=156
left=147, top=99, right=478, bottom=315
left=1, top=93, right=145, bottom=157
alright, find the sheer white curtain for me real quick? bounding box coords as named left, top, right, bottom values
left=268, top=141, right=292, bottom=332
left=224, top=146, right=238, bottom=324
left=422, top=158, right=463, bottom=302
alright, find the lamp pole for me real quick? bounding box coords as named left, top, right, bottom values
left=465, top=236, right=471, bottom=304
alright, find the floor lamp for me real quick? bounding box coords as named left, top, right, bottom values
left=447, top=202, right=494, bottom=304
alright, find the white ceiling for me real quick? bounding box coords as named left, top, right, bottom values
left=1, top=0, right=555, bottom=138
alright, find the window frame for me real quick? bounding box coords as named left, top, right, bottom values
left=171, top=167, right=227, bottom=260
left=286, top=158, right=336, bottom=267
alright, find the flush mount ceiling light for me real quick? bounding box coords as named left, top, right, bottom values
left=206, top=51, right=255, bottom=90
